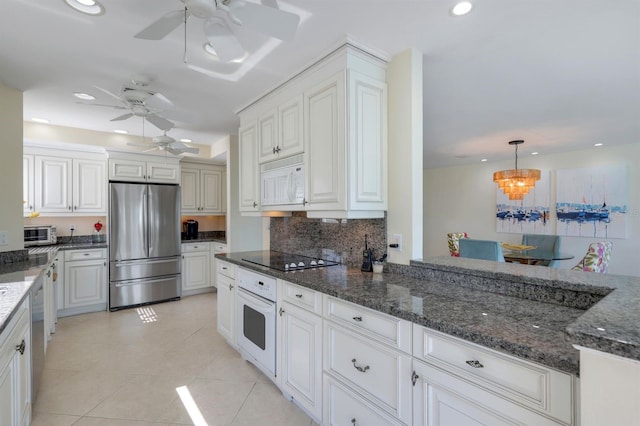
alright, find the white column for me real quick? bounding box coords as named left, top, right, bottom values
left=387, top=48, right=423, bottom=264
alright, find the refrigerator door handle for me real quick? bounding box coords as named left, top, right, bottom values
left=143, top=186, right=149, bottom=257
left=114, top=276, right=179, bottom=287
left=113, top=258, right=180, bottom=267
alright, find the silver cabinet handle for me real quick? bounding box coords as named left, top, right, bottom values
left=229, top=284, right=234, bottom=291
left=295, top=294, right=303, bottom=298
left=15, top=339, right=26, bottom=355
left=466, top=360, right=484, bottom=369
left=411, top=371, right=419, bottom=386
left=352, top=316, right=362, bottom=322
left=279, top=307, right=285, bottom=316
left=351, top=358, right=369, bottom=373
left=252, top=201, right=258, bottom=208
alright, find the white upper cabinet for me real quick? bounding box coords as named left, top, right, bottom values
left=34, top=155, right=106, bottom=215
left=238, top=121, right=260, bottom=212
left=258, top=95, right=304, bottom=164
left=237, top=43, right=388, bottom=218
left=108, top=157, right=180, bottom=184
left=180, top=162, right=225, bottom=215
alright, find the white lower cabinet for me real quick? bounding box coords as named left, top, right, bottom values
left=0, top=298, right=31, bottom=426
left=216, top=259, right=236, bottom=347
left=62, top=248, right=107, bottom=315
left=412, top=359, right=564, bottom=426
left=181, top=242, right=212, bottom=295
left=277, top=281, right=323, bottom=422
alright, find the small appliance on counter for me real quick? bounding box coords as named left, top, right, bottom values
left=183, top=220, right=198, bottom=240
left=24, top=225, right=57, bottom=247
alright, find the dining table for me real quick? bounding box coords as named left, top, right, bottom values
left=502, top=247, right=574, bottom=266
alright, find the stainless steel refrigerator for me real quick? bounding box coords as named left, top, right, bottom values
left=109, top=182, right=181, bottom=310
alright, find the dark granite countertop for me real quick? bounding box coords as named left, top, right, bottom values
left=217, top=251, right=589, bottom=375
left=181, top=238, right=226, bottom=244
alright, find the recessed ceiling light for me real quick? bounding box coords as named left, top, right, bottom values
left=451, top=1, right=473, bottom=16
left=32, top=118, right=49, bottom=124
left=594, top=143, right=603, bottom=147
left=114, top=129, right=128, bottom=134
left=64, top=0, right=105, bottom=16
left=481, top=159, right=487, bottom=162
left=531, top=152, right=539, bottom=155
left=73, top=92, right=95, bottom=100
left=180, top=138, right=192, bottom=143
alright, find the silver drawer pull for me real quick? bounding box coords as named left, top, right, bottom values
left=351, top=358, right=370, bottom=373
left=295, top=294, right=303, bottom=298
left=352, top=316, right=362, bottom=322
left=466, top=360, right=484, bottom=369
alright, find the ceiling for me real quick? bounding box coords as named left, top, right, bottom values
left=1, top=0, right=638, bottom=168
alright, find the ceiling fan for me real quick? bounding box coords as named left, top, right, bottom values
left=134, top=0, right=300, bottom=62
left=82, top=76, right=176, bottom=131
left=128, top=131, right=200, bottom=156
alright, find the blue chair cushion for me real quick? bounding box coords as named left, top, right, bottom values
left=459, top=239, right=505, bottom=262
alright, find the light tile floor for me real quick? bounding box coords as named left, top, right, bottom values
left=31, top=292, right=316, bottom=426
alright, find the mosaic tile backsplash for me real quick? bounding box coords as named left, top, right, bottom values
left=269, top=213, right=387, bottom=267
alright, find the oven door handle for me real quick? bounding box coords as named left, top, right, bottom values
left=237, top=287, right=276, bottom=313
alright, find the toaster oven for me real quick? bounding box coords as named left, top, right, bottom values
left=24, top=225, right=57, bottom=247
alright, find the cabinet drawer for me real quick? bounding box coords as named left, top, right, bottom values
left=324, top=321, right=412, bottom=424
left=323, top=374, right=403, bottom=426
left=324, top=296, right=412, bottom=353
left=413, top=326, right=574, bottom=424
left=64, top=248, right=106, bottom=261
left=282, top=281, right=321, bottom=315
left=181, top=242, right=210, bottom=253
left=216, top=260, right=235, bottom=279
left=211, top=243, right=227, bottom=253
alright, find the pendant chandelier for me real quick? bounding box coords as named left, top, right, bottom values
left=493, top=140, right=540, bottom=200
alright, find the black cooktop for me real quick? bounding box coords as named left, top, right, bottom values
left=241, top=251, right=340, bottom=271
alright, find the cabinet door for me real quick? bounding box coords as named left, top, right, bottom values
left=23, top=155, right=35, bottom=214
left=278, top=94, right=304, bottom=159
left=239, top=122, right=260, bottom=211
left=279, top=302, right=323, bottom=421
left=258, top=108, right=278, bottom=163
left=304, top=72, right=346, bottom=211
left=15, top=322, right=30, bottom=426
left=64, top=259, right=107, bottom=309
left=108, top=159, right=147, bottom=182
left=181, top=167, right=200, bottom=213
left=0, top=339, right=17, bottom=426
left=348, top=70, right=387, bottom=210
left=182, top=252, right=211, bottom=291
left=200, top=169, right=222, bottom=212
left=412, top=360, right=562, bottom=426
left=73, top=158, right=106, bottom=213
left=216, top=274, right=236, bottom=345
left=146, top=161, right=180, bottom=183
left=35, top=156, right=73, bottom=213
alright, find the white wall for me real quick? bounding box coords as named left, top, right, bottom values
left=0, top=83, right=24, bottom=252
left=423, top=142, right=640, bottom=277
left=387, top=48, right=423, bottom=264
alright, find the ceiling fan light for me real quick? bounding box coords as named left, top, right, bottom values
left=73, top=92, right=95, bottom=100
left=451, top=1, right=473, bottom=16
left=180, top=138, right=192, bottom=143
left=64, top=0, right=105, bottom=16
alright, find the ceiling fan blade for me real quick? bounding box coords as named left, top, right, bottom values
left=145, top=92, right=174, bottom=111
left=229, top=1, right=299, bottom=41
left=111, top=113, right=134, bottom=122
left=203, top=17, right=246, bottom=62
left=76, top=101, right=127, bottom=110
left=146, top=114, right=174, bottom=131
left=94, top=86, right=125, bottom=103
left=165, top=147, right=184, bottom=156
left=134, top=9, right=187, bottom=40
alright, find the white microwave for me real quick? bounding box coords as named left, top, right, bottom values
left=261, top=155, right=305, bottom=207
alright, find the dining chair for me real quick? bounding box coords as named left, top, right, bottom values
left=521, top=234, right=561, bottom=267
left=447, top=232, right=469, bottom=257
left=572, top=241, right=613, bottom=273
left=459, top=239, right=505, bottom=262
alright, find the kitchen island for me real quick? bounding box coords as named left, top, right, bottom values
left=217, top=251, right=640, bottom=425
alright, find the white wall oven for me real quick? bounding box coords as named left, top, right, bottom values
left=236, top=268, right=277, bottom=381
